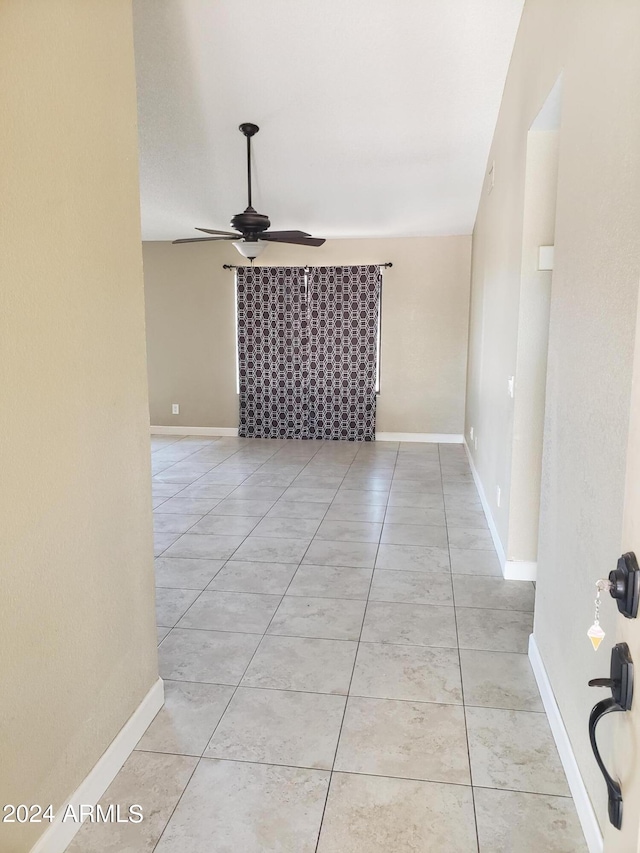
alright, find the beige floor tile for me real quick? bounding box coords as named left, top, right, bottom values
left=206, top=687, right=345, bottom=769
left=268, top=596, right=366, bottom=640
left=230, top=535, right=310, bottom=564
left=387, top=491, right=445, bottom=509
left=154, top=759, right=329, bottom=853
left=155, top=557, right=224, bottom=590
left=164, top=533, right=245, bottom=560
left=453, top=575, right=535, bottom=611
left=282, top=486, right=339, bottom=503
left=352, top=643, right=462, bottom=704
left=390, top=479, right=443, bottom=495
left=136, top=680, right=233, bottom=756
left=335, top=697, right=470, bottom=783
left=447, top=527, right=495, bottom=550
left=206, top=560, right=298, bottom=594
left=383, top=505, right=446, bottom=526
left=153, top=513, right=202, bottom=534
left=444, top=493, right=483, bottom=511
left=456, top=607, right=534, bottom=653
left=242, top=635, right=357, bottom=694
left=158, top=628, right=261, bottom=684
left=380, top=522, right=448, bottom=548
left=251, top=516, right=321, bottom=539
left=361, top=601, right=457, bottom=647
left=177, top=590, right=281, bottom=633
left=266, top=500, right=331, bottom=519
left=473, top=788, right=586, bottom=852
left=460, top=649, right=543, bottom=711
left=317, top=773, right=478, bottom=853
left=210, top=498, right=277, bottom=516
left=152, top=482, right=185, bottom=497
left=324, top=503, right=386, bottom=522
left=375, top=543, right=450, bottom=573
left=315, top=519, right=382, bottom=543
left=369, top=569, right=453, bottom=605
left=286, top=565, right=372, bottom=599
left=188, top=514, right=261, bottom=536
left=331, top=488, right=389, bottom=506
left=302, top=539, right=378, bottom=568
left=66, top=751, right=197, bottom=853
left=243, top=471, right=299, bottom=487
left=155, top=587, right=201, bottom=627
left=450, top=548, right=501, bottom=576
left=292, top=475, right=344, bottom=489
left=445, top=508, right=488, bottom=529
left=231, top=485, right=288, bottom=501
left=178, top=483, right=237, bottom=499
left=466, top=707, right=570, bottom=795
left=198, top=470, right=249, bottom=485
left=154, top=531, right=181, bottom=556
left=154, top=497, right=222, bottom=514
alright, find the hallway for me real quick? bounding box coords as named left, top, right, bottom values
left=69, top=435, right=585, bottom=852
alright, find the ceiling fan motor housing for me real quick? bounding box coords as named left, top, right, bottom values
left=231, top=207, right=270, bottom=238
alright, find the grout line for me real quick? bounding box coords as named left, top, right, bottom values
left=312, top=442, right=399, bottom=852
left=439, top=442, right=481, bottom=853
left=134, top=751, right=572, bottom=799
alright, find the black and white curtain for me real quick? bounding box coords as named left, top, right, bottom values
left=237, top=264, right=381, bottom=441
left=237, top=266, right=309, bottom=439
left=307, top=266, right=381, bottom=440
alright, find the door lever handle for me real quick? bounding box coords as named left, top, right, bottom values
left=589, top=697, right=624, bottom=829
left=588, top=678, right=615, bottom=689
left=588, top=643, right=633, bottom=830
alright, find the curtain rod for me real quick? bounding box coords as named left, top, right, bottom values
left=222, top=262, right=392, bottom=270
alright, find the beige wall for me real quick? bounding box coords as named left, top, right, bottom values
left=466, top=0, right=640, bottom=831
left=606, top=280, right=640, bottom=852
left=143, top=236, right=472, bottom=435
left=0, top=3, right=157, bottom=851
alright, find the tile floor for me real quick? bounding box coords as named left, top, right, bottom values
left=70, top=436, right=587, bottom=852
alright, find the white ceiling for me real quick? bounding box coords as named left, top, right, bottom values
left=133, top=0, right=523, bottom=241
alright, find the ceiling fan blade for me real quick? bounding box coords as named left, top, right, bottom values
left=261, top=230, right=311, bottom=239
left=195, top=227, right=241, bottom=236
left=261, top=233, right=326, bottom=247
left=172, top=236, right=236, bottom=244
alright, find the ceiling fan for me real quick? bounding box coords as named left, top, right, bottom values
left=173, top=123, right=326, bottom=261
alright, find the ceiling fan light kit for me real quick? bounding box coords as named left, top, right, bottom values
left=173, top=123, right=325, bottom=261
left=233, top=240, right=267, bottom=260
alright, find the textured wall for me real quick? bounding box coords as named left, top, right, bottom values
left=0, top=3, right=158, bottom=850
left=465, top=0, right=640, bottom=829
left=143, top=236, right=472, bottom=435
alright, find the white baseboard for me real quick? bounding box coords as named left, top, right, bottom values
left=528, top=636, right=602, bottom=853
left=30, top=678, right=164, bottom=853
left=151, top=427, right=463, bottom=443
left=150, top=425, right=239, bottom=436
left=376, top=432, right=464, bottom=443
left=463, top=440, right=507, bottom=566
left=504, top=559, right=537, bottom=580
left=463, top=441, right=537, bottom=581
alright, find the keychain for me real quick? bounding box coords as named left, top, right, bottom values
left=587, top=579, right=612, bottom=650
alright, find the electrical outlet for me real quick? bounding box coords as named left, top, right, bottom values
left=172, top=403, right=179, bottom=415
left=470, top=426, right=474, bottom=441
left=496, top=486, right=501, bottom=507
left=507, top=376, right=515, bottom=398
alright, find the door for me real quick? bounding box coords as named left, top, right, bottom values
left=604, top=287, right=640, bottom=852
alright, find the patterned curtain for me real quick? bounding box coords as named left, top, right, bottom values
left=236, top=266, right=308, bottom=438
left=307, top=265, right=382, bottom=441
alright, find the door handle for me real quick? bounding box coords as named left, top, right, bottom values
left=608, top=552, right=640, bottom=618
left=588, top=642, right=633, bottom=830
